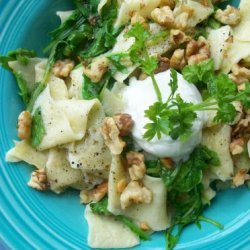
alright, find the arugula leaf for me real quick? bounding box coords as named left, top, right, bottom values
left=161, top=145, right=221, bottom=250
left=0, top=48, right=36, bottom=106
left=82, top=71, right=112, bottom=100
left=31, top=107, right=46, bottom=148
left=0, top=48, right=36, bottom=70
left=27, top=42, right=66, bottom=111
left=90, top=197, right=150, bottom=240
left=14, top=72, right=31, bottom=106
left=45, top=0, right=119, bottom=73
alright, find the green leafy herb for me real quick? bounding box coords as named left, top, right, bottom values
left=0, top=49, right=36, bottom=106
left=207, top=17, right=222, bottom=29
left=45, top=0, right=119, bottom=60
left=31, top=107, right=46, bottom=148
left=0, top=48, right=36, bottom=70
left=82, top=71, right=112, bottom=100
left=107, top=53, right=128, bottom=73
left=182, top=59, right=214, bottom=87
left=145, top=145, right=221, bottom=250
left=90, top=197, right=150, bottom=240
left=144, top=60, right=250, bottom=141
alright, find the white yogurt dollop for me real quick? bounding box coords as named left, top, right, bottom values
left=122, top=70, right=206, bottom=161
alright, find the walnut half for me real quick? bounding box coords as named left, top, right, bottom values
left=101, top=117, right=126, bottom=155
left=113, top=113, right=134, bottom=137
left=215, top=5, right=241, bottom=26
left=80, top=181, right=108, bottom=204
left=52, top=59, right=75, bottom=78
left=28, top=168, right=49, bottom=191
left=126, top=151, right=146, bottom=181
left=18, top=111, right=32, bottom=140
left=120, top=181, right=153, bottom=210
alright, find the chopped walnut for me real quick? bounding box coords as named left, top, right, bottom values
left=232, top=116, right=250, bottom=140
left=113, top=113, right=134, bottom=137
left=230, top=138, right=245, bottom=155
left=151, top=6, right=174, bottom=28
left=126, top=152, right=146, bottom=181
left=83, top=57, right=109, bottom=83
left=18, top=111, right=32, bottom=140
left=159, top=0, right=176, bottom=9
left=170, top=49, right=186, bottom=70
left=186, top=37, right=210, bottom=65
left=155, top=56, right=170, bottom=74
left=229, top=63, right=250, bottom=85
left=28, top=168, right=49, bottom=191
left=160, top=157, right=173, bottom=168
left=131, top=12, right=148, bottom=28
left=52, top=59, right=75, bottom=78
left=215, top=5, right=241, bottom=26
left=169, top=29, right=190, bottom=46
left=231, top=101, right=243, bottom=125
left=80, top=181, right=108, bottom=204
left=120, top=181, right=153, bottom=209
left=139, top=72, right=148, bottom=81
left=140, top=222, right=150, bottom=231
left=233, top=169, right=250, bottom=187
left=101, top=117, right=126, bottom=155
left=117, top=178, right=128, bottom=193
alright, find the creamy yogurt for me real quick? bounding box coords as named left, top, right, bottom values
left=122, top=70, right=206, bottom=161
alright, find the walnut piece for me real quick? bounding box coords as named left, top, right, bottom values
left=28, top=168, right=49, bottom=191
left=186, top=37, right=210, bottom=65
left=120, top=181, right=153, bottom=210
left=151, top=6, right=174, bottom=28
left=170, top=49, right=186, bottom=70
left=233, top=169, right=250, bottom=187
left=80, top=181, right=108, bottom=204
left=155, top=56, right=170, bottom=74
left=229, top=63, right=250, bottom=85
left=101, top=117, right=126, bottom=155
left=140, top=222, right=150, bottom=231
left=113, top=113, right=134, bottom=137
left=83, top=57, right=109, bottom=83
left=169, top=29, right=190, bottom=46
left=232, top=116, right=250, bottom=140
left=52, top=59, right=75, bottom=78
left=215, top=5, right=241, bottom=26
left=230, top=138, right=245, bottom=155
left=126, top=151, right=146, bottom=181
left=160, top=157, right=173, bottom=168
left=18, top=111, right=32, bottom=140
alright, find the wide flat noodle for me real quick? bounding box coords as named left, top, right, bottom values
left=67, top=104, right=111, bottom=179
left=101, top=82, right=126, bottom=116
left=208, top=26, right=231, bottom=70
left=85, top=205, right=140, bottom=249
left=46, top=148, right=87, bottom=193
left=33, top=83, right=101, bottom=150
left=68, top=66, right=84, bottom=99
left=115, top=0, right=161, bottom=27
left=108, top=155, right=169, bottom=231
left=202, top=125, right=234, bottom=181
left=6, top=140, right=48, bottom=169
left=8, top=58, right=45, bottom=92
left=174, top=0, right=213, bottom=28
left=233, top=0, right=250, bottom=42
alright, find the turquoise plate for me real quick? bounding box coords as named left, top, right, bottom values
left=0, top=0, right=249, bottom=249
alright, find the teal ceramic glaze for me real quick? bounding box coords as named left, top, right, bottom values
left=0, top=0, right=249, bottom=249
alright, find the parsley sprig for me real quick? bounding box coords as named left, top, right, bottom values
left=143, top=59, right=250, bottom=141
